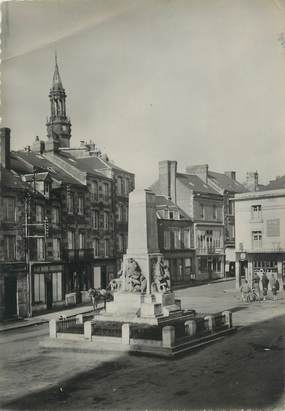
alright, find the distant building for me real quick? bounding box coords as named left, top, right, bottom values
left=204, top=168, right=246, bottom=277
left=155, top=194, right=195, bottom=286
left=234, top=188, right=285, bottom=288
left=151, top=161, right=225, bottom=281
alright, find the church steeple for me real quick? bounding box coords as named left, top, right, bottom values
left=46, top=53, right=71, bottom=150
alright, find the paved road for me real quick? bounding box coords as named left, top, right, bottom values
left=1, top=280, right=285, bottom=410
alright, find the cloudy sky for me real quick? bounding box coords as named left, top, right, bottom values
left=2, top=0, right=285, bottom=188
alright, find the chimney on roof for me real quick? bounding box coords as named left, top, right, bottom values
left=0, top=127, right=11, bottom=169
left=32, top=136, right=45, bottom=154
left=186, top=164, right=208, bottom=183
left=158, top=160, right=177, bottom=202
left=246, top=171, right=259, bottom=192
left=225, top=171, right=236, bottom=181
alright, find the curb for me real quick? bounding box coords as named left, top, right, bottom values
left=0, top=308, right=95, bottom=333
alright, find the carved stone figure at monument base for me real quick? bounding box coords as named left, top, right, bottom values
left=125, top=258, right=147, bottom=293
left=151, top=256, right=171, bottom=293
left=112, top=258, right=147, bottom=293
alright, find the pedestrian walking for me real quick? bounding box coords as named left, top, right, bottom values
left=269, top=274, right=280, bottom=301
left=261, top=271, right=269, bottom=301
left=252, top=272, right=261, bottom=301
left=240, top=280, right=251, bottom=302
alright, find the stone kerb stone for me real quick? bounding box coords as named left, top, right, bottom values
left=76, top=314, right=83, bottom=324
left=49, top=319, right=57, bottom=338
left=84, top=321, right=93, bottom=341
left=122, top=323, right=130, bottom=345
left=162, top=325, right=175, bottom=348
left=222, top=310, right=232, bottom=328
left=205, top=315, right=215, bottom=332
left=185, top=320, right=197, bottom=337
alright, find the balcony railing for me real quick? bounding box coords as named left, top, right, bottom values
left=63, top=248, right=94, bottom=262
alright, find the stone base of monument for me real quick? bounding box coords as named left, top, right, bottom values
left=97, top=291, right=183, bottom=325
left=44, top=309, right=236, bottom=358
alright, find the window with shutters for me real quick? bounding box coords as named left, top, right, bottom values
left=183, top=229, right=191, bottom=248
left=51, top=207, right=60, bottom=225
left=93, top=239, right=99, bottom=257
left=3, top=197, right=16, bottom=222
left=103, top=212, right=109, bottom=230
left=164, top=231, right=171, bottom=249
left=36, top=205, right=44, bottom=223
left=251, top=205, right=262, bottom=221
left=67, top=231, right=75, bottom=249
left=92, top=210, right=99, bottom=229
left=4, top=236, right=16, bottom=260
left=104, top=239, right=110, bottom=257
left=78, top=195, right=84, bottom=215
left=53, top=238, right=61, bottom=259
left=252, top=231, right=262, bottom=250
left=67, top=193, right=74, bottom=214
left=91, top=181, right=98, bottom=201
left=36, top=238, right=45, bottom=260
left=79, top=233, right=85, bottom=249
left=34, top=274, right=45, bottom=303
left=52, top=272, right=62, bottom=301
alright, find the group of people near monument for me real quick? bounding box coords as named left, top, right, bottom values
left=240, top=270, right=280, bottom=302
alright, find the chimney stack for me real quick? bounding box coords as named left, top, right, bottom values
left=158, top=160, right=177, bottom=202
left=246, top=171, right=259, bottom=192
left=186, top=164, right=208, bottom=183
left=225, top=171, right=236, bottom=181
left=0, top=127, right=11, bottom=169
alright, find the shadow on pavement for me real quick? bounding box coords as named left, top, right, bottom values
left=2, top=314, right=285, bottom=411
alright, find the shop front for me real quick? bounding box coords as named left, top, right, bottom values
left=0, top=263, right=28, bottom=319
left=235, top=251, right=285, bottom=288
left=31, top=262, right=64, bottom=314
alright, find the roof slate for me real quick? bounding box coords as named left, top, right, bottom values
left=177, top=173, right=220, bottom=195
left=261, top=175, right=285, bottom=191
left=208, top=171, right=247, bottom=193
left=11, top=151, right=82, bottom=186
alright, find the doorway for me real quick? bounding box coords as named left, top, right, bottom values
left=101, top=265, right=107, bottom=289
left=45, top=276, right=53, bottom=309
left=4, top=277, right=17, bottom=317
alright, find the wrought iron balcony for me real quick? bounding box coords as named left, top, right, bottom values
left=63, top=248, right=94, bottom=262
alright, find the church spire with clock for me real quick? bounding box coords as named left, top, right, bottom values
left=46, top=53, right=71, bottom=150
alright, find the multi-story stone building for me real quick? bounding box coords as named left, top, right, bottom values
left=151, top=161, right=225, bottom=281
left=186, top=165, right=246, bottom=277
left=155, top=194, right=195, bottom=286
left=0, top=56, right=134, bottom=318
left=235, top=186, right=285, bottom=289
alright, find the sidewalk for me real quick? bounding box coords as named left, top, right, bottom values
left=0, top=304, right=95, bottom=333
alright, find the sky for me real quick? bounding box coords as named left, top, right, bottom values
left=2, top=0, right=285, bottom=188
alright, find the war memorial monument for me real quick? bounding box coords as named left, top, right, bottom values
left=45, top=189, right=234, bottom=357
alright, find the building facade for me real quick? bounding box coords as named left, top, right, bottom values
left=188, top=166, right=247, bottom=277
left=151, top=161, right=225, bottom=281
left=155, top=194, right=195, bottom=286
left=234, top=188, right=285, bottom=289
left=0, top=57, right=134, bottom=319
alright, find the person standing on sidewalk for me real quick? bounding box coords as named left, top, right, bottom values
left=252, top=272, right=261, bottom=301
left=261, top=271, right=269, bottom=301
left=240, top=280, right=251, bottom=302
left=269, top=274, right=279, bottom=301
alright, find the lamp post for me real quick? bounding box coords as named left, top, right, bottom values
left=24, top=192, right=32, bottom=318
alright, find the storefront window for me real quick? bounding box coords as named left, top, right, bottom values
left=52, top=272, right=62, bottom=301
left=34, top=274, right=45, bottom=303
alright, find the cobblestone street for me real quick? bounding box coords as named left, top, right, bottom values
left=1, top=280, right=285, bottom=410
